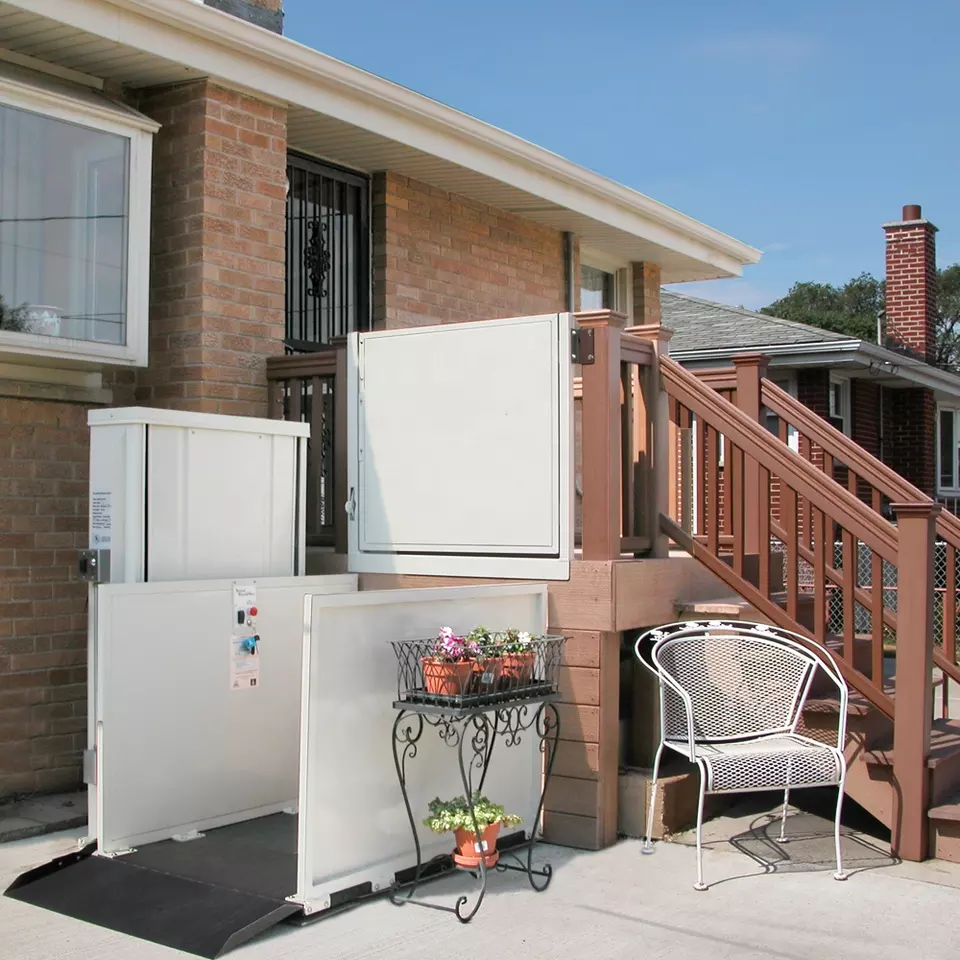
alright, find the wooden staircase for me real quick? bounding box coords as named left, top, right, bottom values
left=660, top=352, right=960, bottom=862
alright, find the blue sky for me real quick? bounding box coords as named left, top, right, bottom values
left=283, top=0, right=960, bottom=311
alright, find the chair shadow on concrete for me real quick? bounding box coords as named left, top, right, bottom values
left=676, top=790, right=899, bottom=890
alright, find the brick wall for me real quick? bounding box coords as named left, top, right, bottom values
left=137, top=80, right=287, bottom=416
left=1, top=81, right=288, bottom=800
left=372, top=172, right=567, bottom=329
left=884, top=388, right=936, bottom=498
left=0, top=399, right=97, bottom=796
left=884, top=207, right=937, bottom=363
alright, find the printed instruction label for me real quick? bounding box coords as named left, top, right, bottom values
left=230, top=636, right=260, bottom=690
left=232, top=583, right=257, bottom=636
left=91, top=491, right=113, bottom=548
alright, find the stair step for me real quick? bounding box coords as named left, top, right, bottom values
left=864, top=718, right=960, bottom=770
left=928, top=789, right=960, bottom=863
left=675, top=597, right=752, bottom=618
left=928, top=791, right=960, bottom=822
left=805, top=691, right=874, bottom=718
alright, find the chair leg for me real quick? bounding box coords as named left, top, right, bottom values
left=642, top=743, right=664, bottom=855
left=833, top=770, right=847, bottom=881
left=694, top=763, right=707, bottom=891
left=778, top=786, right=791, bottom=843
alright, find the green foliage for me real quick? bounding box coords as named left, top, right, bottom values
left=466, top=625, right=496, bottom=655
left=761, top=273, right=883, bottom=342
left=762, top=266, right=960, bottom=373
left=0, top=294, right=29, bottom=333
left=422, top=793, right=522, bottom=835
left=935, top=264, right=960, bottom=370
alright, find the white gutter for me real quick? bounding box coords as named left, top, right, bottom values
left=672, top=338, right=960, bottom=398
left=14, top=0, right=760, bottom=277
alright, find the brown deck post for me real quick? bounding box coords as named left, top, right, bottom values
left=732, top=354, right=769, bottom=557
left=579, top=311, right=626, bottom=560
left=627, top=324, right=673, bottom=557
left=890, top=501, right=939, bottom=861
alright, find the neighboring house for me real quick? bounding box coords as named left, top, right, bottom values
left=662, top=205, right=960, bottom=514
left=0, top=0, right=759, bottom=812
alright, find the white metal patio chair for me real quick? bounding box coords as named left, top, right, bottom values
left=635, top=620, right=848, bottom=890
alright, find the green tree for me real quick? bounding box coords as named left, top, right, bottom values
left=935, top=264, right=960, bottom=370
left=761, top=272, right=883, bottom=343
left=761, top=266, right=960, bottom=372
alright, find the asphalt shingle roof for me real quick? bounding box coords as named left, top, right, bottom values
left=661, top=290, right=853, bottom=354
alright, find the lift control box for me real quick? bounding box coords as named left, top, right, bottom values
left=87, top=407, right=309, bottom=584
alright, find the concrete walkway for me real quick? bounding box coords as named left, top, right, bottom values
left=3, top=813, right=960, bottom=960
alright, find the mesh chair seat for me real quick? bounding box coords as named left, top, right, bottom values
left=666, top=734, right=843, bottom=794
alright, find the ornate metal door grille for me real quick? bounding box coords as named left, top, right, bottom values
left=286, top=153, right=369, bottom=351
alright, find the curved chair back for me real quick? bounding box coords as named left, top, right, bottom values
left=638, top=621, right=845, bottom=745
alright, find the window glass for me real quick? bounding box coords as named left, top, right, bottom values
left=580, top=264, right=614, bottom=311
left=938, top=408, right=960, bottom=491
left=0, top=102, right=129, bottom=344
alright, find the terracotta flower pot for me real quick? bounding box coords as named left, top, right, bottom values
left=473, top=656, right=503, bottom=694
left=452, top=821, right=501, bottom=869
left=421, top=657, right=474, bottom=696
left=501, top=651, right=535, bottom=685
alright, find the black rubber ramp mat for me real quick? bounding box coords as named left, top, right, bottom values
left=5, top=845, right=300, bottom=958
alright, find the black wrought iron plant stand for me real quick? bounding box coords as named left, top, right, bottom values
left=390, top=697, right=560, bottom=922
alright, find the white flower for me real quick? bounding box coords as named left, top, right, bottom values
left=517, top=631, right=532, bottom=645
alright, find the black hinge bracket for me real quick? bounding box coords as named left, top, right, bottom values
left=572, top=328, right=595, bottom=365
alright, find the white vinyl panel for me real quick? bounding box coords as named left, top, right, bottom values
left=95, top=574, right=356, bottom=854
left=347, top=314, right=573, bottom=579
left=146, top=426, right=298, bottom=581
left=297, top=584, right=548, bottom=909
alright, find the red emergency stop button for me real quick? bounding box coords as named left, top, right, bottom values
left=249, top=606, right=258, bottom=617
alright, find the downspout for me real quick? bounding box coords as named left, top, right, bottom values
left=564, top=231, right=576, bottom=313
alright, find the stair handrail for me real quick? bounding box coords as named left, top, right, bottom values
left=762, top=377, right=960, bottom=688
left=661, top=355, right=903, bottom=715
left=761, top=378, right=960, bottom=544
left=661, top=357, right=898, bottom=561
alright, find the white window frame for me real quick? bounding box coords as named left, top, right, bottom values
left=937, top=404, right=960, bottom=496
left=828, top=373, right=851, bottom=437
left=0, top=70, right=157, bottom=367
left=765, top=371, right=800, bottom=453
left=579, top=247, right=631, bottom=319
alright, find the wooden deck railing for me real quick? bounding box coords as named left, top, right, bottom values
left=575, top=311, right=659, bottom=559
left=266, top=342, right=347, bottom=552
left=759, top=377, right=960, bottom=698
left=661, top=353, right=939, bottom=860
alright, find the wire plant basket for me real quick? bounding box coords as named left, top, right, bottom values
left=391, top=635, right=565, bottom=710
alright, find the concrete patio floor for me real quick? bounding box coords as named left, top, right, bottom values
left=3, top=804, right=960, bottom=960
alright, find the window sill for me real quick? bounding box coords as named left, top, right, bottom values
left=0, top=330, right=144, bottom=369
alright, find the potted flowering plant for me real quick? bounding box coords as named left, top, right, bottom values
left=423, top=793, right=522, bottom=869
left=421, top=627, right=480, bottom=696
left=467, top=625, right=502, bottom=692
left=498, top=628, right=536, bottom=684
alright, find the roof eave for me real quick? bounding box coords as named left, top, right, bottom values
left=8, top=0, right=759, bottom=276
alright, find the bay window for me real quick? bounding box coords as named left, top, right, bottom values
left=0, top=68, right=156, bottom=366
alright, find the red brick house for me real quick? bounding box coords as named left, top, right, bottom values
left=663, top=205, right=960, bottom=515
left=0, top=0, right=760, bottom=801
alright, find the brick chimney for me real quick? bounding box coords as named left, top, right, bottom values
left=203, top=0, right=283, bottom=34
left=883, top=204, right=938, bottom=363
